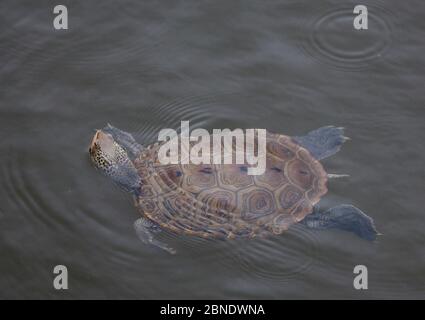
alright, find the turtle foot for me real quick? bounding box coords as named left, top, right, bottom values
left=294, top=126, right=348, bottom=160
left=134, top=218, right=176, bottom=254
left=301, top=204, right=379, bottom=241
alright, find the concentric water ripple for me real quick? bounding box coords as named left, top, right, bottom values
left=1, top=152, right=57, bottom=231
left=146, top=221, right=319, bottom=282
left=126, top=93, right=257, bottom=145
left=221, top=224, right=319, bottom=282
left=0, top=146, right=162, bottom=276
left=299, top=3, right=393, bottom=71
left=0, top=1, right=171, bottom=86
left=1, top=144, right=122, bottom=234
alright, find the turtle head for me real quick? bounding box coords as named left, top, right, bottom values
left=89, top=129, right=141, bottom=194
left=89, top=130, right=127, bottom=171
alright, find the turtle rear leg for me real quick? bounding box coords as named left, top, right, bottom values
left=293, top=126, right=349, bottom=160
left=300, top=205, right=379, bottom=241
left=134, top=218, right=176, bottom=254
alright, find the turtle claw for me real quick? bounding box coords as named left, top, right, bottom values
left=328, top=173, right=350, bottom=179
left=152, top=240, right=176, bottom=255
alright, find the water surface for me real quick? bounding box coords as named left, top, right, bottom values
left=0, top=0, right=424, bottom=299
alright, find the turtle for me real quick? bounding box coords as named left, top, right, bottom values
left=89, top=124, right=378, bottom=254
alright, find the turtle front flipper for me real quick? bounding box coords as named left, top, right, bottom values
left=293, top=126, right=349, bottom=160
left=300, top=205, right=379, bottom=241
left=134, top=218, right=176, bottom=254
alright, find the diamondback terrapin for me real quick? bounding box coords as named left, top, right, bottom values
left=89, top=124, right=378, bottom=254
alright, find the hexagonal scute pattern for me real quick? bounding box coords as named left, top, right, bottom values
left=240, top=187, right=276, bottom=221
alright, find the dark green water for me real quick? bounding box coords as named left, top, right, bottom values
left=0, top=0, right=424, bottom=299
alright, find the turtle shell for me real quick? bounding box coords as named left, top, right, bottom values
left=133, top=132, right=328, bottom=238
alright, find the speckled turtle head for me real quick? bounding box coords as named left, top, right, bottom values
left=89, top=127, right=142, bottom=193
left=89, top=130, right=127, bottom=172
